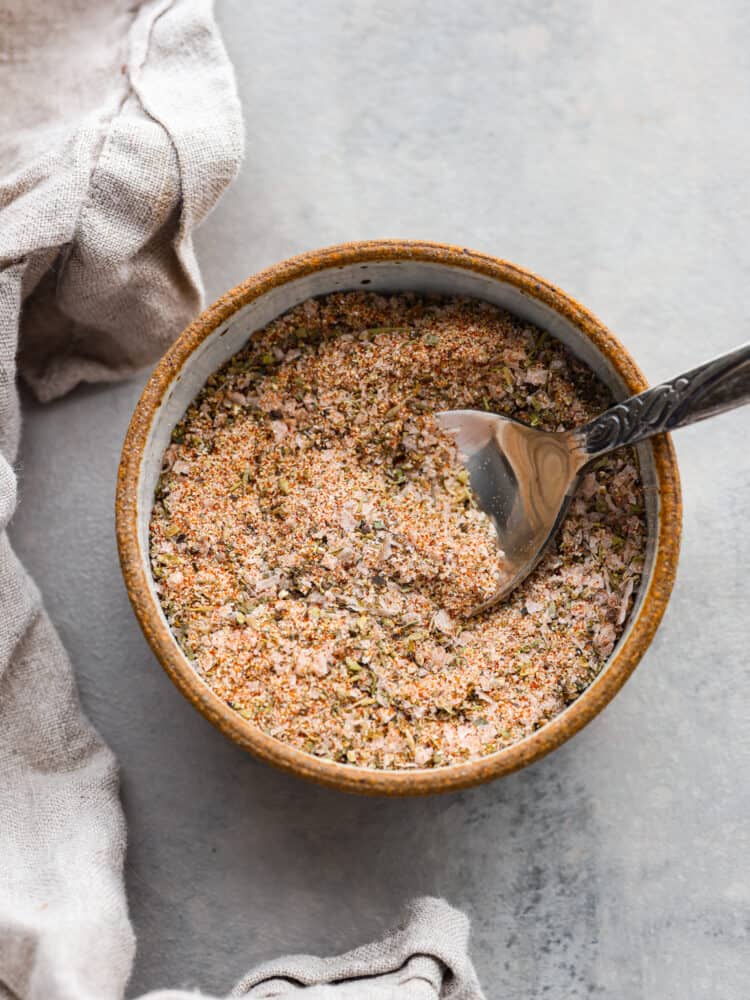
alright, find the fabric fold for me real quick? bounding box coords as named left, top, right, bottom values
left=0, top=2, right=243, bottom=997
left=230, top=898, right=485, bottom=999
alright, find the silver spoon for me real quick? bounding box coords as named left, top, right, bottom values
left=437, top=341, right=750, bottom=615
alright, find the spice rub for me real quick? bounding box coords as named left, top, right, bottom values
left=150, top=292, right=647, bottom=769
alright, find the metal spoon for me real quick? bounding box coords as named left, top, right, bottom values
left=436, top=341, right=750, bottom=615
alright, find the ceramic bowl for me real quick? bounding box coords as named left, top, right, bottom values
left=116, top=240, right=681, bottom=795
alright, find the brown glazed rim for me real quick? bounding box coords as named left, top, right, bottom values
left=116, top=240, right=682, bottom=796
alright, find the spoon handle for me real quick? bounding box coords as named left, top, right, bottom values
left=573, top=341, right=750, bottom=458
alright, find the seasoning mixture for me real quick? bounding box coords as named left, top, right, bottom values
left=150, top=293, right=647, bottom=769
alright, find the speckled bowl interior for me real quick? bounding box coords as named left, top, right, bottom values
left=116, top=241, right=681, bottom=795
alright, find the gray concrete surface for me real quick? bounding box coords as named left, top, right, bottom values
left=9, top=1, right=750, bottom=996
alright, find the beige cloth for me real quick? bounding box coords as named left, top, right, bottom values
left=0, top=3, right=484, bottom=998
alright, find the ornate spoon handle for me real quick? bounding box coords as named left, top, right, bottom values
left=574, top=342, right=750, bottom=458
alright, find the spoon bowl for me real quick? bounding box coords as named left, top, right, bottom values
left=435, top=410, right=586, bottom=613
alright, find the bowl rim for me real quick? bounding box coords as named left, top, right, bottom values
left=116, top=239, right=682, bottom=796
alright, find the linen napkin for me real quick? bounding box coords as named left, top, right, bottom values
left=0, top=2, right=485, bottom=998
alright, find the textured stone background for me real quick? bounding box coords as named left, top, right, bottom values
left=10, top=1, right=749, bottom=996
